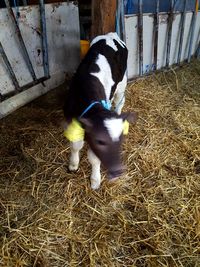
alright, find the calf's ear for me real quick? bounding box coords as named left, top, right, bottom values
left=79, top=118, right=93, bottom=132
left=121, top=111, right=138, bottom=124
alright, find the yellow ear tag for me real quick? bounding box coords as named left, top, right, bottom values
left=123, top=120, right=129, bottom=135
left=64, top=119, right=85, bottom=142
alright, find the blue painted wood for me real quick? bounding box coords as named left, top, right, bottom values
left=124, top=0, right=199, bottom=14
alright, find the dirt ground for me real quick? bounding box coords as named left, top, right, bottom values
left=0, top=61, right=200, bottom=266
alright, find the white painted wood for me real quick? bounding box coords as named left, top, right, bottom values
left=143, top=14, right=154, bottom=73
left=169, top=13, right=181, bottom=65
left=125, top=15, right=139, bottom=78
left=157, top=13, right=168, bottom=69
left=180, top=12, right=193, bottom=61
left=192, top=12, right=200, bottom=54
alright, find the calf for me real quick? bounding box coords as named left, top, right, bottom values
left=63, top=32, right=137, bottom=189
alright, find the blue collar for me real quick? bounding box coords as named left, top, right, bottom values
left=79, top=100, right=111, bottom=118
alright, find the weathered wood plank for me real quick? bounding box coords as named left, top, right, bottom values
left=91, top=0, right=117, bottom=37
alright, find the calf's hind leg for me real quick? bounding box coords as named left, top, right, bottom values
left=69, top=140, right=84, bottom=171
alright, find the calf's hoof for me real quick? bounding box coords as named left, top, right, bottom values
left=91, top=181, right=100, bottom=190
left=68, top=163, right=79, bottom=171
left=90, top=177, right=101, bottom=190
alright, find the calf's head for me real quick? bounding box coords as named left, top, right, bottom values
left=80, top=112, right=137, bottom=180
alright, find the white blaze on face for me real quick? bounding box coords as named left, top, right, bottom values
left=104, top=118, right=123, bottom=142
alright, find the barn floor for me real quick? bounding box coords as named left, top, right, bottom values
left=0, top=61, right=200, bottom=267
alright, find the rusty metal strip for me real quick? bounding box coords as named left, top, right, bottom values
left=39, top=0, right=50, bottom=78
left=4, top=0, right=37, bottom=81
left=0, top=42, right=20, bottom=92
left=177, top=0, right=187, bottom=64
left=166, top=0, right=174, bottom=68
left=138, top=0, right=143, bottom=76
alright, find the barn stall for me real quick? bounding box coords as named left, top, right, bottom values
left=0, top=0, right=200, bottom=266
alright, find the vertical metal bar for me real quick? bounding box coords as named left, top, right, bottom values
left=153, top=0, right=159, bottom=70
left=13, top=0, right=20, bottom=25
left=166, top=0, right=174, bottom=68
left=187, top=0, right=199, bottom=63
left=4, top=0, right=37, bottom=81
left=39, top=0, right=50, bottom=78
left=116, top=0, right=120, bottom=36
left=0, top=42, right=20, bottom=91
left=197, top=41, right=200, bottom=58
left=138, top=0, right=143, bottom=76
left=120, top=0, right=126, bottom=42
left=177, top=0, right=187, bottom=64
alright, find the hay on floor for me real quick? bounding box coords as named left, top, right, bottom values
left=0, top=60, right=200, bottom=266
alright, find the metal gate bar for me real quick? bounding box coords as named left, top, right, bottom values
left=0, top=60, right=50, bottom=100
left=0, top=42, right=21, bottom=91
left=0, top=0, right=50, bottom=102
left=138, top=0, right=143, bottom=75
left=177, top=0, right=187, bottom=64
left=166, top=0, right=174, bottom=68
left=197, top=40, right=200, bottom=58
left=116, top=0, right=126, bottom=42
left=39, top=0, right=50, bottom=78
left=187, top=0, right=199, bottom=62
left=1, top=77, right=49, bottom=100
left=4, top=0, right=37, bottom=81
left=117, top=0, right=200, bottom=80
left=153, top=0, right=159, bottom=70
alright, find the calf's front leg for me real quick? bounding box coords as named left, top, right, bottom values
left=87, top=149, right=101, bottom=190
left=69, top=140, right=84, bottom=171
left=113, top=73, right=127, bottom=114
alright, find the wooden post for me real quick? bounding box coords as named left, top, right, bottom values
left=91, top=0, right=117, bottom=38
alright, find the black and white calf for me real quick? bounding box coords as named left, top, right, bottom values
left=63, top=32, right=137, bottom=189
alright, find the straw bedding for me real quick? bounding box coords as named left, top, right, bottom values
left=0, top=60, right=200, bottom=266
